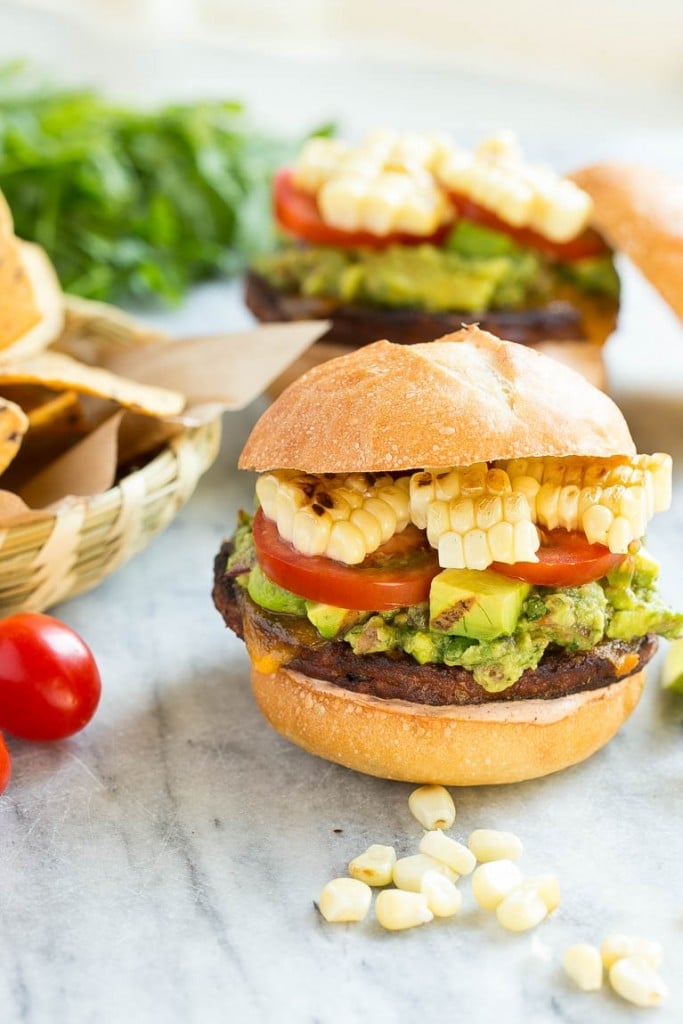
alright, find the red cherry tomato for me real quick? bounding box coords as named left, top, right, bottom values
left=253, top=507, right=440, bottom=611
left=0, top=614, right=101, bottom=741
left=274, top=168, right=453, bottom=249
left=491, top=529, right=625, bottom=587
left=446, top=190, right=609, bottom=262
left=0, top=733, right=10, bottom=794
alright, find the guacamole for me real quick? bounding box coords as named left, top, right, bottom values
left=252, top=219, right=619, bottom=315
left=227, top=518, right=683, bottom=693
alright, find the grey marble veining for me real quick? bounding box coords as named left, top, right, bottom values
left=0, top=9, right=682, bottom=1022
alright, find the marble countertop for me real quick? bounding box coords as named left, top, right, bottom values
left=1, top=8, right=683, bottom=1022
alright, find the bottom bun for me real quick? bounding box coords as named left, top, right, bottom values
left=250, top=666, right=646, bottom=785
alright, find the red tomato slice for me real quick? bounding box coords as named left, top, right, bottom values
left=447, top=190, right=609, bottom=262
left=252, top=507, right=440, bottom=611
left=274, top=168, right=453, bottom=249
left=491, top=529, right=624, bottom=587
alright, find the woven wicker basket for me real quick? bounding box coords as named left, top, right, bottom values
left=0, top=297, right=221, bottom=616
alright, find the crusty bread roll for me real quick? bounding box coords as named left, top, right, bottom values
left=572, top=162, right=683, bottom=322
left=240, top=325, right=635, bottom=473
left=250, top=666, right=645, bottom=785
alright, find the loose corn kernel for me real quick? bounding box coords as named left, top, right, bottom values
left=420, top=870, right=462, bottom=918
left=526, top=874, right=561, bottom=913
left=318, top=877, right=372, bottom=923
left=419, top=829, right=476, bottom=876
left=471, top=860, right=523, bottom=910
left=348, top=844, right=397, bottom=887
left=609, top=956, right=668, bottom=1008
left=601, top=934, right=663, bottom=969
left=496, top=884, right=548, bottom=932
left=408, top=785, right=456, bottom=831
left=563, top=943, right=603, bottom=991
left=392, top=853, right=458, bottom=893
left=375, top=890, right=433, bottom=931
left=468, top=829, right=523, bottom=863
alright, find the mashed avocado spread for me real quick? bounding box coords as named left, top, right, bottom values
left=227, top=517, right=683, bottom=693
left=252, top=220, right=619, bottom=314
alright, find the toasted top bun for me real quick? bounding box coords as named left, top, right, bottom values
left=571, top=162, right=683, bottom=322
left=0, top=187, right=64, bottom=358
left=239, top=325, right=635, bottom=473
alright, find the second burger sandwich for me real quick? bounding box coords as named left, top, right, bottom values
left=214, top=326, right=682, bottom=785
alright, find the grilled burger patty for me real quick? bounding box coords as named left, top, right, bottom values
left=213, top=542, right=657, bottom=707
left=246, top=270, right=595, bottom=348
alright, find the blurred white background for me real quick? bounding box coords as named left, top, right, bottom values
left=7, top=0, right=683, bottom=94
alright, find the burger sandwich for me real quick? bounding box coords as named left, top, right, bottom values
left=246, top=131, right=620, bottom=388
left=213, top=326, right=682, bottom=785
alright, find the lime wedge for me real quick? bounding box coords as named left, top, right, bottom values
left=662, top=638, right=683, bottom=693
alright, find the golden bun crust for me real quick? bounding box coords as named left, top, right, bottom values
left=240, top=325, right=634, bottom=473
left=572, top=162, right=683, bottom=321
left=250, top=665, right=646, bottom=785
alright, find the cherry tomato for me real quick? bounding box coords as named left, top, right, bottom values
left=446, top=190, right=609, bottom=262
left=274, top=168, right=453, bottom=249
left=252, top=507, right=440, bottom=611
left=491, top=529, right=625, bottom=587
left=0, top=733, right=10, bottom=794
left=0, top=613, right=101, bottom=741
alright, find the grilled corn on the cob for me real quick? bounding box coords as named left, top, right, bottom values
left=256, top=453, right=671, bottom=572
left=291, top=131, right=594, bottom=244
left=255, top=471, right=411, bottom=565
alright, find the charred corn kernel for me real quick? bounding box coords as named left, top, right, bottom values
left=434, top=469, right=463, bottom=501
left=292, top=506, right=332, bottom=556
left=609, top=956, right=668, bottom=1008
left=583, top=503, right=613, bottom=546
left=601, top=934, right=663, bottom=970
left=463, top=529, right=492, bottom=571
left=563, top=944, right=603, bottom=991
left=256, top=471, right=410, bottom=564
left=392, top=853, right=458, bottom=892
left=318, top=877, right=372, bottom=923
left=471, top=860, right=523, bottom=910
left=448, top=497, right=475, bottom=534
left=468, top=829, right=523, bottom=863
left=496, top=884, right=548, bottom=932
left=419, top=830, right=476, bottom=876
left=363, top=496, right=397, bottom=543
left=438, top=532, right=465, bottom=568
left=349, top=507, right=382, bottom=553
left=348, top=844, right=396, bottom=887
left=420, top=871, right=462, bottom=918
left=408, top=785, right=456, bottom=831
left=375, top=889, right=433, bottom=931
left=409, top=472, right=435, bottom=530
left=488, top=522, right=514, bottom=562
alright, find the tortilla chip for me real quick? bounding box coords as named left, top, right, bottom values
left=0, top=384, right=85, bottom=430
left=0, top=351, right=185, bottom=419
left=0, top=398, right=28, bottom=476
left=0, top=235, right=42, bottom=350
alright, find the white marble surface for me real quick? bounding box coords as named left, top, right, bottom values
left=1, top=7, right=683, bottom=1023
